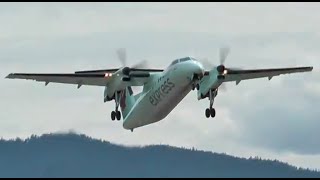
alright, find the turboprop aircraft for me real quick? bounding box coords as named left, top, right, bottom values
left=6, top=48, right=313, bottom=132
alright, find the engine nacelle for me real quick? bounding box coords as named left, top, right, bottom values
left=104, top=87, right=115, bottom=102
left=217, top=75, right=225, bottom=80
left=104, top=95, right=114, bottom=102
left=122, top=77, right=131, bottom=82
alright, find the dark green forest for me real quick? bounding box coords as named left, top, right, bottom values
left=0, top=133, right=319, bottom=178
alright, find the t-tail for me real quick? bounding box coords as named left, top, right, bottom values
left=119, top=86, right=137, bottom=120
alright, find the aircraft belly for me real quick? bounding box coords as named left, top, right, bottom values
left=156, top=85, right=190, bottom=120
left=123, top=74, right=192, bottom=130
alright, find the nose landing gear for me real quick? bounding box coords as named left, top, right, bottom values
left=191, top=73, right=201, bottom=91
left=192, top=83, right=200, bottom=91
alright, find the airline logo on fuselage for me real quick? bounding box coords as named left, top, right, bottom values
left=149, top=78, right=175, bottom=106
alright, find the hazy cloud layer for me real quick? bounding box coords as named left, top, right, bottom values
left=1, top=2, right=320, bottom=170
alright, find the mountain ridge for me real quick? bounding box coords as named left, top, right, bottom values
left=0, top=132, right=319, bottom=178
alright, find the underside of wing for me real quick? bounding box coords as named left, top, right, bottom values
left=223, top=66, right=313, bottom=83
left=6, top=73, right=109, bottom=87
left=6, top=70, right=158, bottom=87
left=75, top=68, right=164, bottom=74
left=197, top=66, right=313, bottom=100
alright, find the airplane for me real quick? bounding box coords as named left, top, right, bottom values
left=6, top=48, right=313, bottom=132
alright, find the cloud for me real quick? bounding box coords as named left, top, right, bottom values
left=227, top=74, right=320, bottom=155
left=1, top=2, right=320, bottom=39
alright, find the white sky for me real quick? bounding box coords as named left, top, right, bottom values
left=1, top=2, right=320, bottom=170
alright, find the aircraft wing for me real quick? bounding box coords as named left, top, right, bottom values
left=74, top=68, right=163, bottom=74
left=6, top=73, right=111, bottom=87
left=6, top=67, right=163, bottom=87
left=223, top=66, right=313, bottom=83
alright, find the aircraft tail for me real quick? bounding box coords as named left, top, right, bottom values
left=119, top=86, right=137, bottom=119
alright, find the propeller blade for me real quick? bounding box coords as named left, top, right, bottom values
left=199, top=58, right=215, bottom=69
left=117, top=48, right=127, bottom=67
left=219, top=47, right=230, bottom=65
left=131, top=59, right=148, bottom=69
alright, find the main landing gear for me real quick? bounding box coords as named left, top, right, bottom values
left=111, top=110, right=121, bottom=121
left=205, top=107, right=216, bottom=118
left=205, top=89, right=216, bottom=118
left=111, top=92, right=121, bottom=121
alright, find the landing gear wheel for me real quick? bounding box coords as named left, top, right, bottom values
left=116, top=111, right=121, bottom=121
left=205, top=108, right=211, bottom=118
left=192, top=84, right=200, bottom=91
left=210, top=108, right=216, bottom=118
left=111, top=111, right=116, bottom=121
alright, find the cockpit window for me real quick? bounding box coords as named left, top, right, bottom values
left=169, top=57, right=194, bottom=67
left=180, top=57, right=191, bottom=62
left=170, top=59, right=179, bottom=66
left=190, top=57, right=197, bottom=61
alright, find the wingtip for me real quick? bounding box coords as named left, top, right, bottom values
left=306, top=66, right=314, bottom=72
left=5, top=73, right=14, bottom=79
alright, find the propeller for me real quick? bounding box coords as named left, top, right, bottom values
left=198, top=47, right=233, bottom=92
left=131, top=59, right=148, bottom=69
left=116, top=48, right=149, bottom=69
left=216, top=47, right=230, bottom=75
left=104, top=48, right=148, bottom=102
left=217, top=47, right=230, bottom=91
left=116, top=48, right=150, bottom=80
left=199, top=47, right=230, bottom=71
left=116, top=48, right=127, bottom=67
left=200, top=57, right=215, bottom=69
left=219, top=47, right=230, bottom=65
